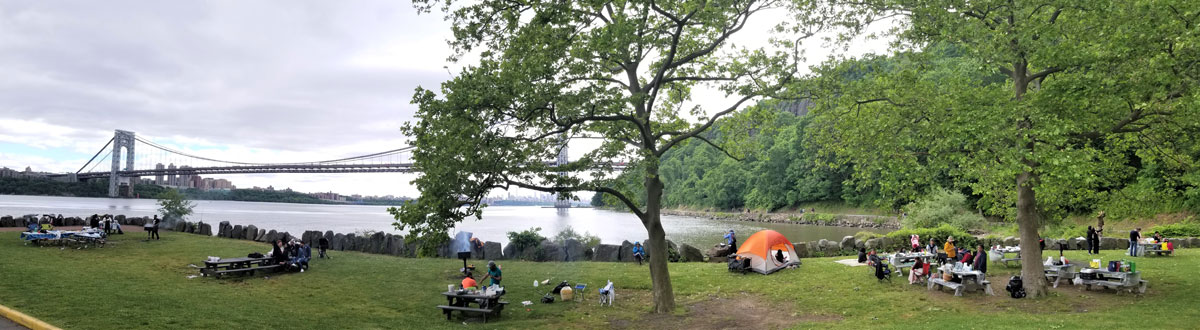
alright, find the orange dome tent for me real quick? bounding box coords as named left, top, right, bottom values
left=736, top=230, right=801, bottom=274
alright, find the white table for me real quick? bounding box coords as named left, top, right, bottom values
left=991, top=247, right=1021, bottom=267
left=1044, top=264, right=1076, bottom=288
left=928, top=266, right=993, bottom=296
left=1078, top=268, right=1146, bottom=294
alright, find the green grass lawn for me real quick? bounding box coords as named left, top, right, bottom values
left=1, top=232, right=1197, bottom=329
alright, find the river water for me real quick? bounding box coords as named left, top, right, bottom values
left=0, top=195, right=886, bottom=248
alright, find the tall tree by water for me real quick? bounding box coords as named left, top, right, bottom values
left=157, top=188, right=195, bottom=224
left=392, top=0, right=830, bottom=312
left=808, top=0, right=1199, bottom=297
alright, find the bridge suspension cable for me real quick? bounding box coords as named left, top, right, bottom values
left=76, top=137, right=114, bottom=174
left=132, top=136, right=414, bottom=166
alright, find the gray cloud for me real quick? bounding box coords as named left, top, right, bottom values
left=0, top=0, right=453, bottom=155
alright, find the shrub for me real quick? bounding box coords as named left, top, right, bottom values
left=902, top=188, right=985, bottom=231
left=854, top=231, right=883, bottom=241
left=807, top=213, right=836, bottom=224
left=506, top=227, right=545, bottom=252
left=1150, top=221, right=1200, bottom=238
left=883, top=224, right=976, bottom=252
left=552, top=226, right=601, bottom=250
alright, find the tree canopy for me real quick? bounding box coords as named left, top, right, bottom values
left=391, top=0, right=839, bottom=312
left=807, top=0, right=1200, bottom=297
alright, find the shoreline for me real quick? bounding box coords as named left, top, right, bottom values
left=661, top=208, right=901, bottom=229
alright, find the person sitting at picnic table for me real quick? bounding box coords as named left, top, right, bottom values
left=943, top=237, right=956, bottom=262
left=909, top=257, right=927, bottom=284
left=1152, top=231, right=1164, bottom=244
left=960, top=248, right=973, bottom=265
left=483, top=261, right=502, bottom=287
left=632, top=242, right=646, bottom=265
left=290, top=241, right=311, bottom=271
left=926, top=238, right=938, bottom=256
left=462, top=271, right=478, bottom=290
left=271, top=240, right=288, bottom=265
left=972, top=244, right=988, bottom=273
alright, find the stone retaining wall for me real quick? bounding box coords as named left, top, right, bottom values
left=2, top=214, right=703, bottom=263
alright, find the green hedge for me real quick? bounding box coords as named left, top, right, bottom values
left=880, top=225, right=977, bottom=252
left=1149, top=222, right=1200, bottom=237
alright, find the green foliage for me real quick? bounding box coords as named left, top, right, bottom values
left=854, top=231, right=883, bottom=241
left=506, top=227, right=545, bottom=252
left=1040, top=223, right=1088, bottom=240
left=884, top=225, right=976, bottom=252
left=1150, top=220, right=1200, bottom=238
left=807, top=213, right=837, bottom=224
left=552, top=226, right=601, bottom=250
left=156, top=189, right=194, bottom=223
left=901, top=188, right=985, bottom=231
left=0, top=177, right=165, bottom=199
left=181, top=188, right=333, bottom=204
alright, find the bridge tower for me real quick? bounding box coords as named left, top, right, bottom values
left=554, top=135, right=571, bottom=208
left=108, top=130, right=136, bottom=197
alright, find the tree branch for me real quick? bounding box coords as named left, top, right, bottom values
left=694, top=134, right=744, bottom=161
left=506, top=180, right=646, bottom=219
left=655, top=94, right=755, bottom=156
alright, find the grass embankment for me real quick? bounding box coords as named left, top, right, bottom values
left=1, top=232, right=1198, bottom=329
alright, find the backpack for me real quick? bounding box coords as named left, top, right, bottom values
left=541, top=293, right=555, bottom=304
left=1006, top=276, right=1026, bottom=299
left=248, top=252, right=264, bottom=258
left=552, top=281, right=570, bottom=294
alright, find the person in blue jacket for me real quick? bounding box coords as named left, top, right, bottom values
left=632, top=242, right=645, bottom=265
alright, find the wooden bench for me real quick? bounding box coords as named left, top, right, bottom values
left=929, top=278, right=964, bottom=296
left=206, top=264, right=282, bottom=278
left=437, top=301, right=507, bottom=323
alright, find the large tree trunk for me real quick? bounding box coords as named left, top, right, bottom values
left=644, top=167, right=675, bottom=313
left=1016, top=169, right=1048, bottom=297
left=1013, top=61, right=1048, bottom=297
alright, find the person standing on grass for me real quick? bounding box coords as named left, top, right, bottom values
left=944, top=236, right=957, bottom=262
left=1129, top=228, right=1142, bottom=256
left=151, top=216, right=161, bottom=240
left=318, top=236, right=330, bottom=259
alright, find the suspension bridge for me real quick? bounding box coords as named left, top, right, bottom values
left=48, top=130, right=596, bottom=207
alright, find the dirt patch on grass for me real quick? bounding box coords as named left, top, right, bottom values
left=609, top=292, right=841, bottom=330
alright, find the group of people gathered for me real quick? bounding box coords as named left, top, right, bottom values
left=460, top=260, right=503, bottom=290
left=269, top=239, right=312, bottom=272
left=859, top=236, right=989, bottom=285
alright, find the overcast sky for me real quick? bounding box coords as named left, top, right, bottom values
left=0, top=1, right=890, bottom=197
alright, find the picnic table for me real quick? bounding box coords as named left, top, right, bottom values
left=991, top=247, right=1021, bottom=267
left=20, top=230, right=106, bottom=248
left=199, top=257, right=278, bottom=278
left=1078, top=268, right=1147, bottom=294
left=437, top=289, right=508, bottom=323
left=1044, top=263, right=1076, bottom=288
left=887, top=252, right=936, bottom=272
left=928, top=265, right=993, bottom=296
left=1141, top=243, right=1173, bottom=256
